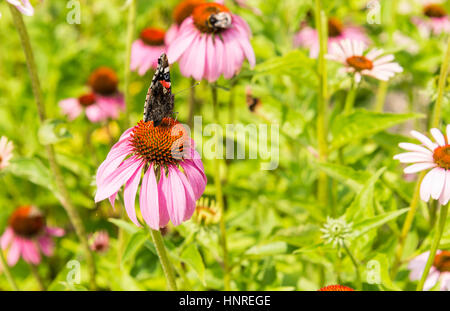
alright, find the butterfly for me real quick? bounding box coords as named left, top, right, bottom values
left=143, top=53, right=174, bottom=126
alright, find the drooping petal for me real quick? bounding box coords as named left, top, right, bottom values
left=166, top=166, right=187, bottom=226
left=174, top=169, right=196, bottom=221
left=430, top=168, right=446, bottom=200
left=123, top=162, right=145, bottom=227
left=180, top=160, right=206, bottom=200
left=139, top=165, right=160, bottom=230
left=38, top=236, right=54, bottom=256
left=1, top=227, right=14, bottom=250
left=7, top=238, right=22, bottom=266
left=21, top=240, right=41, bottom=264
left=157, top=167, right=170, bottom=227
left=46, top=227, right=65, bottom=237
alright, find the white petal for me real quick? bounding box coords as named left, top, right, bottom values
left=398, top=142, right=433, bottom=155
left=411, top=130, right=438, bottom=151
left=431, top=167, right=446, bottom=200
left=430, top=128, right=446, bottom=146
left=404, top=162, right=436, bottom=174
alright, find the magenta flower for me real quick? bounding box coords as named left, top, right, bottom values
left=294, top=17, right=369, bottom=58
left=90, top=230, right=110, bottom=253
left=6, top=0, right=34, bottom=16
left=394, top=126, right=450, bottom=205
left=94, top=118, right=207, bottom=230
left=167, top=2, right=255, bottom=82
left=0, top=206, right=64, bottom=266
left=59, top=67, right=125, bottom=123
left=0, top=136, right=14, bottom=170
left=408, top=250, right=450, bottom=291
left=131, top=28, right=167, bottom=76
left=412, top=3, right=450, bottom=36
left=327, top=40, right=403, bottom=83
left=165, top=0, right=206, bottom=45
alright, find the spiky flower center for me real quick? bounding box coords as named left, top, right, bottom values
left=140, top=28, right=166, bottom=46
left=78, top=93, right=96, bottom=107
left=192, top=3, right=231, bottom=33
left=318, top=285, right=355, bottom=291
left=9, top=206, right=45, bottom=238
left=346, top=55, right=374, bottom=71
left=328, top=17, right=344, bottom=37
left=130, top=118, right=189, bottom=166
left=434, top=251, right=450, bottom=272
left=433, top=144, right=450, bottom=170
left=88, top=67, right=119, bottom=96
left=424, top=4, right=447, bottom=18
left=173, top=0, right=205, bottom=25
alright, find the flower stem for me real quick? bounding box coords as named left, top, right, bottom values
left=123, top=0, right=136, bottom=129
left=416, top=203, right=448, bottom=291
left=29, top=263, right=45, bottom=291
left=314, top=0, right=329, bottom=208
left=211, top=85, right=231, bottom=291
left=344, top=80, right=357, bottom=114
left=374, top=81, right=388, bottom=112
left=342, top=243, right=362, bottom=290
left=149, top=229, right=178, bottom=290
left=431, top=37, right=450, bottom=128
left=8, top=4, right=97, bottom=290
left=0, top=250, right=19, bottom=291
left=392, top=171, right=425, bottom=277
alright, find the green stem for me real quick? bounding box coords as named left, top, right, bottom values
left=343, top=243, right=362, bottom=290
left=8, top=4, right=97, bottom=290
left=374, top=81, right=388, bottom=112
left=344, top=80, right=357, bottom=114
left=431, top=37, right=450, bottom=128
left=29, top=263, right=45, bottom=291
left=314, top=0, right=329, bottom=208
left=123, top=0, right=136, bottom=129
left=392, top=171, right=425, bottom=277
left=417, top=203, right=448, bottom=291
left=187, top=78, right=197, bottom=128
left=0, top=250, right=19, bottom=291
left=211, top=85, right=231, bottom=290
left=149, top=229, right=178, bottom=290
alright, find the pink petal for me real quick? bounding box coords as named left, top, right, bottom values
left=166, top=166, right=187, bottom=226
left=180, top=160, right=206, bottom=200
left=157, top=167, right=170, bottom=227
left=139, top=165, right=160, bottom=230
left=38, top=236, right=54, bottom=256
left=174, top=169, right=196, bottom=221
left=1, top=227, right=14, bottom=250
left=123, top=162, right=145, bottom=227
left=46, top=227, right=65, bottom=237
left=7, top=238, right=21, bottom=266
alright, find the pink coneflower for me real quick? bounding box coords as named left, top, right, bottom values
left=94, top=118, right=207, bottom=230
left=6, top=0, right=34, bottom=16
left=394, top=126, right=450, bottom=205
left=327, top=39, right=403, bottom=83
left=294, top=17, right=369, bottom=58
left=167, top=2, right=255, bottom=82
left=0, top=206, right=64, bottom=266
left=0, top=136, right=14, bottom=170
left=412, top=2, right=450, bottom=36
left=59, top=68, right=125, bottom=122
left=408, top=250, right=450, bottom=291
left=131, top=28, right=167, bottom=76
left=165, top=0, right=206, bottom=45
left=89, top=230, right=109, bottom=253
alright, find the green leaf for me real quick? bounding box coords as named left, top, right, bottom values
left=345, top=168, right=386, bottom=221
left=122, top=231, right=148, bottom=264
left=367, top=254, right=401, bottom=291
left=108, top=218, right=139, bottom=235
left=316, top=162, right=371, bottom=192
left=38, top=119, right=72, bottom=145
left=180, top=244, right=205, bottom=285
left=330, top=110, right=423, bottom=150
left=7, top=157, right=55, bottom=191
left=245, top=242, right=289, bottom=257
left=353, top=208, right=408, bottom=238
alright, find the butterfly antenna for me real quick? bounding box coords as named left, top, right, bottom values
left=173, top=82, right=201, bottom=96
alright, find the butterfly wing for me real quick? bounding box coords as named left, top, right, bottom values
left=143, top=53, right=174, bottom=126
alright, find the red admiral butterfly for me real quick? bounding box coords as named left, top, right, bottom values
left=143, top=53, right=174, bottom=126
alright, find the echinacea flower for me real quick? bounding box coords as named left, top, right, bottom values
left=165, top=0, right=206, bottom=45
left=394, top=126, right=450, bottom=205
left=327, top=39, right=403, bottom=83
left=294, top=17, right=369, bottom=58
left=167, top=2, right=255, bottom=82
left=131, top=28, right=167, bottom=75
left=6, top=0, right=34, bottom=16
left=94, top=118, right=207, bottom=230
left=0, top=136, right=14, bottom=170
left=0, top=206, right=64, bottom=266
left=89, top=230, right=109, bottom=253
left=59, top=92, right=116, bottom=123
left=88, top=67, right=125, bottom=113
left=318, top=285, right=355, bottom=291
left=408, top=250, right=450, bottom=291
left=412, top=2, right=450, bottom=36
